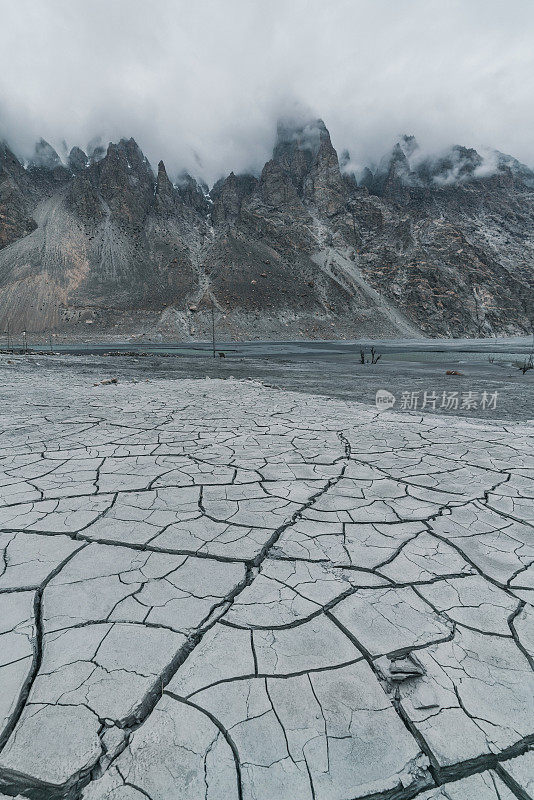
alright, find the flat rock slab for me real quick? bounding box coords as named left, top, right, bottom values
left=497, top=749, right=534, bottom=798
left=0, top=367, right=532, bottom=800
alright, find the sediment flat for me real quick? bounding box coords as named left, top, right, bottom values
left=0, top=361, right=532, bottom=800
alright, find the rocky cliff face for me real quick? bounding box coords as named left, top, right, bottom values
left=0, top=121, right=532, bottom=338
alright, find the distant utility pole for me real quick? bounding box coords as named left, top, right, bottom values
left=6, top=322, right=10, bottom=352
left=211, top=299, right=216, bottom=358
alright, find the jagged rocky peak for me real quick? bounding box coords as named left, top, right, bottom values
left=339, top=135, right=421, bottom=193
left=274, top=117, right=330, bottom=154
left=86, top=137, right=106, bottom=165
left=95, top=138, right=155, bottom=226
left=29, top=138, right=62, bottom=170
left=210, top=171, right=258, bottom=224
left=495, top=151, right=534, bottom=187
left=339, top=149, right=351, bottom=171
left=429, top=145, right=484, bottom=184
left=0, top=142, right=39, bottom=200
left=154, top=163, right=210, bottom=216
left=384, top=142, right=412, bottom=188
left=358, top=166, right=374, bottom=189
left=380, top=137, right=534, bottom=190
left=338, top=149, right=372, bottom=192
left=103, top=137, right=154, bottom=179
left=400, top=134, right=419, bottom=158
left=153, top=160, right=178, bottom=217
left=363, top=137, right=496, bottom=196
left=174, top=171, right=211, bottom=215
left=271, top=116, right=346, bottom=214
left=0, top=142, right=38, bottom=247
left=273, top=117, right=330, bottom=190
left=377, top=138, right=412, bottom=178
left=67, top=146, right=88, bottom=172
left=0, top=141, right=13, bottom=162
left=156, top=160, right=174, bottom=198
left=0, top=141, right=25, bottom=174
left=97, top=137, right=155, bottom=188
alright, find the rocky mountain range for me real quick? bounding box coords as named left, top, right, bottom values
left=0, top=119, right=533, bottom=339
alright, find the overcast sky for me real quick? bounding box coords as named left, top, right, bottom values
left=0, top=0, right=533, bottom=184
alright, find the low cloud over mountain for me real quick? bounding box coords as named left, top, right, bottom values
left=1, top=0, right=534, bottom=185
left=0, top=117, right=532, bottom=339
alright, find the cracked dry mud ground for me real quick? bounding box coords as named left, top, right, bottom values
left=0, top=367, right=532, bottom=800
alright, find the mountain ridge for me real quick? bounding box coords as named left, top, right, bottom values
left=0, top=119, right=532, bottom=338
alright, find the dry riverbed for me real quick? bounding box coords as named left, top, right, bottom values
left=0, top=360, right=532, bottom=800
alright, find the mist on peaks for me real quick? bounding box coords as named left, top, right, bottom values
left=1, top=0, right=533, bottom=185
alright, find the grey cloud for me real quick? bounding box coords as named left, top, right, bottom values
left=0, top=0, right=533, bottom=186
